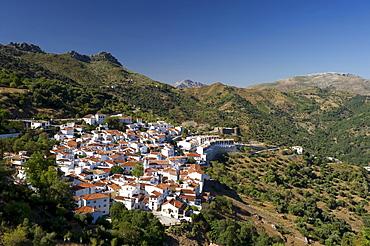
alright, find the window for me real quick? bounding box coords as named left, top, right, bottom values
left=104, top=205, right=106, bottom=207
left=104, top=199, right=107, bottom=202
left=94, top=201, right=96, bottom=203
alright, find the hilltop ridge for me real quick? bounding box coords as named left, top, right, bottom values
left=307, top=72, right=360, bottom=77
left=247, top=72, right=370, bottom=95
left=3, top=42, right=370, bottom=167
left=7, top=42, right=45, bottom=53
left=68, top=50, right=122, bottom=66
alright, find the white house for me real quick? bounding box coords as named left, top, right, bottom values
left=161, top=198, right=186, bottom=219
left=82, top=114, right=107, bottom=125
left=113, top=196, right=136, bottom=210
left=28, top=120, right=50, bottom=129
left=119, top=182, right=140, bottom=198
left=118, top=116, right=133, bottom=124
left=77, top=193, right=110, bottom=215
left=71, top=182, right=97, bottom=197
left=292, top=146, right=303, bottom=154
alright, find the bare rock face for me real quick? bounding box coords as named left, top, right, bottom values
left=174, top=79, right=205, bottom=89
left=67, top=50, right=91, bottom=63
left=67, top=50, right=122, bottom=66
left=7, top=42, right=44, bottom=53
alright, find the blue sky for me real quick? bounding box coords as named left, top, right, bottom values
left=1, top=0, right=370, bottom=87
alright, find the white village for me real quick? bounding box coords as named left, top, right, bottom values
left=7, top=113, right=237, bottom=225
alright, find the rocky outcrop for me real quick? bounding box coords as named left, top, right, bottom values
left=67, top=51, right=122, bottom=66
left=67, top=50, right=91, bottom=63
left=174, top=79, right=205, bottom=89
left=90, top=52, right=122, bottom=66
left=7, top=42, right=44, bottom=53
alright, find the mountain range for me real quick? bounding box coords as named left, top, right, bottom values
left=3, top=42, right=370, bottom=245
left=2, top=42, right=370, bottom=166
left=247, top=72, right=370, bottom=95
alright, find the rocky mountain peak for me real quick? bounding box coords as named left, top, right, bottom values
left=174, top=79, right=205, bottom=89
left=67, top=50, right=122, bottom=66
left=7, top=42, right=44, bottom=53
left=90, top=52, right=122, bottom=66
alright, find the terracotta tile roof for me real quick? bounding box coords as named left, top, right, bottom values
left=145, top=168, right=158, bottom=172
left=189, top=164, right=204, bottom=174
left=156, top=183, right=169, bottom=190
left=140, top=176, right=152, bottom=181
left=151, top=190, right=162, bottom=197
left=179, top=189, right=196, bottom=195
left=185, top=152, right=201, bottom=157
left=104, top=160, right=116, bottom=165
left=149, top=160, right=170, bottom=166
left=75, top=206, right=102, bottom=213
left=115, top=196, right=133, bottom=201
left=81, top=193, right=109, bottom=200
left=75, top=182, right=96, bottom=188
left=93, top=182, right=106, bottom=187
left=179, top=195, right=196, bottom=201
left=108, top=183, right=121, bottom=190
left=162, top=198, right=184, bottom=209
left=120, top=162, right=137, bottom=167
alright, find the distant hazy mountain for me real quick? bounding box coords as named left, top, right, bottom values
left=174, top=79, right=205, bottom=89
left=247, top=72, right=370, bottom=95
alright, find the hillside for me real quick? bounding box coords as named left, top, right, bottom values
left=3, top=43, right=370, bottom=166
left=203, top=150, right=370, bottom=245
left=247, top=72, right=370, bottom=95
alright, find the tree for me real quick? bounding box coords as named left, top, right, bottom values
left=110, top=202, right=127, bottom=222
left=0, top=109, right=9, bottom=125
left=104, top=117, right=127, bottom=132
left=2, top=224, right=30, bottom=246
left=23, top=152, right=56, bottom=189
left=111, top=165, right=124, bottom=175
left=116, top=221, right=142, bottom=245
left=132, top=163, right=144, bottom=178
left=4, top=201, right=32, bottom=225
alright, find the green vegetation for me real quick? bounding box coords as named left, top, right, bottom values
left=132, top=163, right=144, bottom=178
left=3, top=43, right=370, bottom=165
left=169, top=195, right=283, bottom=246
left=0, top=134, right=165, bottom=245
left=110, top=202, right=166, bottom=245
left=4, top=42, right=370, bottom=244
left=110, top=165, right=124, bottom=175
left=204, top=151, right=370, bottom=245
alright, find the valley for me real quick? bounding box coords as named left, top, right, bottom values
left=1, top=42, right=370, bottom=245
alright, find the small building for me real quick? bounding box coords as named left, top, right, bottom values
left=74, top=206, right=103, bottom=224
left=292, top=146, right=303, bottom=154
left=161, top=198, right=186, bottom=219
left=114, top=196, right=136, bottom=210
left=77, top=193, right=110, bottom=215
left=23, top=120, right=50, bottom=129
